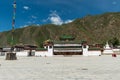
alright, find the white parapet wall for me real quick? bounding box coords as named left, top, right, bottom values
left=87, top=51, right=101, bottom=56
left=0, top=52, right=5, bottom=56
left=35, top=51, right=53, bottom=57
left=113, top=48, right=120, bottom=54
left=16, top=51, right=29, bottom=57
left=35, top=46, right=53, bottom=57
left=35, top=51, right=48, bottom=57
left=82, top=45, right=102, bottom=56
left=103, top=49, right=114, bottom=54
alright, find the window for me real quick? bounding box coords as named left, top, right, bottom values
left=49, top=46, right=52, bottom=48
left=83, top=45, right=86, bottom=48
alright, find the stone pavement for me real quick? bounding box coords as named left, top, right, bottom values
left=0, top=55, right=120, bottom=80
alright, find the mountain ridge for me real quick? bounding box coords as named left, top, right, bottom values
left=0, top=12, right=120, bottom=47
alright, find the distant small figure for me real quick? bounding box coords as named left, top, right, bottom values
left=11, top=47, right=14, bottom=52
left=112, top=54, right=117, bottom=57
left=29, top=49, right=32, bottom=56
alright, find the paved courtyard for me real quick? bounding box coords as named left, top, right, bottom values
left=0, top=55, right=120, bottom=80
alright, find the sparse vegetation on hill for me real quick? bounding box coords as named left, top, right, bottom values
left=0, top=12, right=120, bottom=47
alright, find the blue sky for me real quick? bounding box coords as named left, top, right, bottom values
left=0, top=0, right=120, bottom=32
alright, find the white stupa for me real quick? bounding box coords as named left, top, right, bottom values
left=103, top=42, right=114, bottom=54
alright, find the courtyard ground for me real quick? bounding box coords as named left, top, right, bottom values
left=0, top=55, right=120, bottom=80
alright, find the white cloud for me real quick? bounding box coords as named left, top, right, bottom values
left=44, top=11, right=73, bottom=25
left=31, top=15, right=37, bottom=19
left=42, top=19, right=48, bottom=22
left=27, top=20, right=36, bottom=24
left=64, top=19, right=73, bottom=24
left=23, top=25, right=28, bottom=27
left=36, top=24, right=40, bottom=26
left=23, top=6, right=30, bottom=10
left=27, top=21, right=32, bottom=24
left=20, top=25, right=28, bottom=28
left=112, top=1, right=117, bottom=5
left=49, top=11, right=63, bottom=25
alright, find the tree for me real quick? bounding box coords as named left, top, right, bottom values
left=109, top=37, right=119, bottom=47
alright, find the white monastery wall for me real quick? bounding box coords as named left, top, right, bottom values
left=82, top=45, right=101, bottom=56
left=35, top=51, right=48, bottom=57
left=87, top=51, right=101, bottom=56
left=35, top=46, right=53, bottom=57
left=16, top=51, right=28, bottom=56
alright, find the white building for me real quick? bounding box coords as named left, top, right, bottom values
left=0, top=41, right=103, bottom=57
left=53, top=42, right=82, bottom=55
left=14, top=45, right=37, bottom=57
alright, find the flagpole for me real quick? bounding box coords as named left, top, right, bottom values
left=12, top=0, right=16, bottom=47
left=5, top=0, right=17, bottom=60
